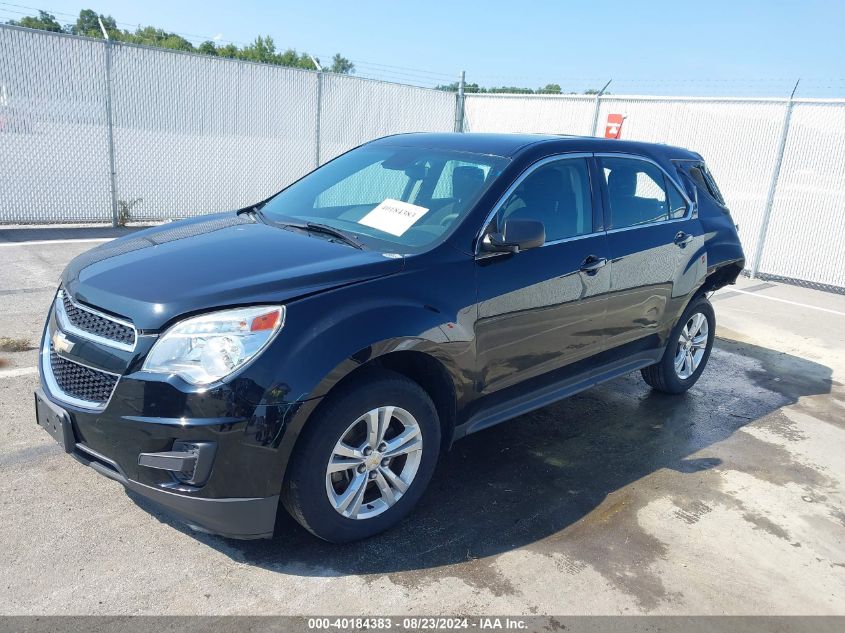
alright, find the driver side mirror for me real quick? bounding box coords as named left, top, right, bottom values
left=482, top=219, right=545, bottom=254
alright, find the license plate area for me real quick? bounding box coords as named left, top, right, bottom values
left=35, top=390, right=74, bottom=452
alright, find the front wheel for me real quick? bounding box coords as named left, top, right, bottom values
left=641, top=295, right=716, bottom=394
left=281, top=369, right=440, bottom=543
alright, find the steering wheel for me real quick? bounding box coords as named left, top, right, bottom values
left=439, top=212, right=458, bottom=227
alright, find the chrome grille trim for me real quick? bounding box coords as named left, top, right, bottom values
left=55, top=289, right=137, bottom=352
left=41, top=335, right=120, bottom=411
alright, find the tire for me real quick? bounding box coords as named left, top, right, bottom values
left=641, top=295, right=716, bottom=394
left=281, top=369, right=440, bottom=543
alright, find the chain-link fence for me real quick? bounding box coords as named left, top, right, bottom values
left=0, top=25, right=112, bottom=222
left=1, top=23, right=843, bottom=290
left=465, top=93, right=845, bottom=290
left=0, top=24, right=455, bottom=224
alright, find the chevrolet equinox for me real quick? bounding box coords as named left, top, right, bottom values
left=35, top=133, right=744, bottom=542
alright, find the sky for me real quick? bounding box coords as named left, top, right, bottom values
left=2, top=0, right=844, bottom=97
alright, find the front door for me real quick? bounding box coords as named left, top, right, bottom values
left=474, top=155, right=610, bottom=394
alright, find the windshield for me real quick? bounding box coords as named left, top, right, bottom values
left=259, top=146, right=509, bottom=252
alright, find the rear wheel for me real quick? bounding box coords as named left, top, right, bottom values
left=282, top=369, right=440, bottom=542
left=641, top=295, right=715, bottom=394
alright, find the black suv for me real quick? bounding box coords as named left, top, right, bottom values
left=35, top=133, right=743, bottom=543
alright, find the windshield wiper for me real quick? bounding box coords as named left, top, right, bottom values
left=237, top=203, right=267, bottom=223
left=279, top=221, right=365, bottom=250
left=305, top=223, right=365, bottom=249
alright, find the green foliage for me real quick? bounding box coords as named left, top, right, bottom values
left=488, top=86, right=534, bottom=94
left=433, top=82, right=484, bottom=93
left=70, top=9, right=117, bottom=37
left=7, top=8, right=355, bottom=74
left=217, top=44, right=240, bottom=59
left=9, top=10, right=63, bottom=32
left=239, top=35, right=278, bottom=63
left=130, top=26, right=194, bottom=51
left=198, top=41, right=218, bottom=56
left=116, top=198, right=142, bottom=226
left=436, top=81, right=605, bottom=95
left=330, top=54, right=354, bottom=74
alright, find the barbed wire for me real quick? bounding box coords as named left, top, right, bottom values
left=0, top=1, right=459, bottom=83
left=2, top=2, right=844, bottom=97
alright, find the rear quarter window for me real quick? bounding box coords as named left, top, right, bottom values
left=686, top=162, right=727, bottom=207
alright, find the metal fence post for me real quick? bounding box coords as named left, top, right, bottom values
left=589, top=79, right=612, bottom=136
left=454, top=70, right=466, bottom=132
left=750, top=80, right=800, bottom=278
left=314, top=70, right=323, bottom=167
left=98, top=18, right=119, bottom=227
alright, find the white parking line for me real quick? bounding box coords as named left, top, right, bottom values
left=0, top=238, right=114, bottom=248
left=0, top=366, right=38, bottom=379
left=726, top=288, right=845, bottom=317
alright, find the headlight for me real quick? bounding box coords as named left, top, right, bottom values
left=143, top=306, right=285, bottom=385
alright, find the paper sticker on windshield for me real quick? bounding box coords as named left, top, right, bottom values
left=358, top=199, right=429, bottom=236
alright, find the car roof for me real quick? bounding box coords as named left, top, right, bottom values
left=368, top=132, right=702, bottom=161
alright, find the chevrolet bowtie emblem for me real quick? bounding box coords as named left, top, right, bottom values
left=52, top=330, right=74, bottom=355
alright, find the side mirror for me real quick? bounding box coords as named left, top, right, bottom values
left=482, top=219, right=545, bottom=254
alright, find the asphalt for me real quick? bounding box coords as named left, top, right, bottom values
left=0, top=227, right=843, bottom=615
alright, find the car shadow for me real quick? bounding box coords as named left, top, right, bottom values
left=129, top=336, right=835, bottom=576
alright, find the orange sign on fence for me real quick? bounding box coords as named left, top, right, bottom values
left=605, top=113, right=624, bottom=139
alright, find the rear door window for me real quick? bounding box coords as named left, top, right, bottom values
left=601, top=157, right=691, bottom=227
left=601, top=157, right=670, bottom=228
left=666, top=179, right=688, bottom=219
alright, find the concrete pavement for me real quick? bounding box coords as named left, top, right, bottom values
left=1, top=230, right=843, bottom=615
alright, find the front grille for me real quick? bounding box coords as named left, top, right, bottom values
left=59, top=291, right=136, bottom=348
left=49, top=346, right=119, bottom=405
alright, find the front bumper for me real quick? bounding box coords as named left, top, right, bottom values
left=36, top=387, right=280, bottom=539
left=36, top=295, right=322, bottom=540
left=72, top=439, right=279, bottom=540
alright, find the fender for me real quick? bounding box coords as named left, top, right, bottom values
left=256, top=258, right=477, bottom=484
left=272, top=335, right=464, bottom=485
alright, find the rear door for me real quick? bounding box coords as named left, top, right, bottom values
left=597, top=154, right=703, bottom=351
left=474, top=154, right=610, bottom=394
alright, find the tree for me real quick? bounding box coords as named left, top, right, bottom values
left=435, top=82, right=484, bottom=93
left=198, top=41, right=218, bottom=56
left=329, top=54, right=354, bottom=74
left=4, top=8, right=361, bottom=76
left=488, top=86, right=534, bottom=94
left=276, top=46, right=311, bottom=68
left=217, top=43, right=239, bottom=59
left=131, top=26, right=194, bottom=51
left=540, top=83, right=561, bottom=94
left=239, top=35, right=276, bottom=63
left=10, top=10, right=63, bottom=32
left=71, top=9, right=118, bottom=38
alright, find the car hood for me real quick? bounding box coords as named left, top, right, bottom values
left=62, top=213, right=404, bottom=330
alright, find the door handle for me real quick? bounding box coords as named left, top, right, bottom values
left=579, top=256, right=607, bottom=275
left=674, top=231, right=693, bottom=247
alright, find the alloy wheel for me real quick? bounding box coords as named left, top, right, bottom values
left=674, top=312, right=709, bottom=379
left=325, top=406, right=423, bottom=520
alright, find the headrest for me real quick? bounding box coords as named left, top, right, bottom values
left=607, top=167, right=637, bottom=197
left=521, top=169, right=561, bottom=208
left=452, top=166, right=485, bottom=202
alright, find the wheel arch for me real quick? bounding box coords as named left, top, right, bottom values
left=276, top=345, right=460, bottom=483
left=701, top=260, right=743, bottom=294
